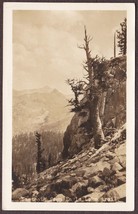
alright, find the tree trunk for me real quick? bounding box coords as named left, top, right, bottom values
left=99, top=91, right=107, bottom=125
left=90, top=95, right=105, bottom=149
left=82, top=27, right=105, bottom=149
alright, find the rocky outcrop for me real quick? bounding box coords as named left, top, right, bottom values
left=12, top=188, right=29, bottom=200
left=104, top=82, right=126, bottom=128
left=13, top=124, right=126, bottom=202
left=62, top=109, right=91, bottom=158
left=62, top=89, right=126, bottom=157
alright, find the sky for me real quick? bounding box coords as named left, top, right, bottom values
left=13, top=10, right=126, bottom=94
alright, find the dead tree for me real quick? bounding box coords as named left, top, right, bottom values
left=79, top=27, right=106, bottom=148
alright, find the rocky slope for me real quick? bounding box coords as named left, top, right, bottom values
left=12, top=124, right=126, bottom=202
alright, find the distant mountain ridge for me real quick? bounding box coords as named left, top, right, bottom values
left=13, top=86, right=53, bottom=96
left=13, top=86, right=73, bottom=136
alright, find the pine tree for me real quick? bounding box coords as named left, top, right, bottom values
left=12, top=166, right=20, bottom=190
left=35, top=132, right=45, bottom=174
left=78, top=27, right=107, bottom=148
left=66, top=27, right=126, bottom=150
left=117, top=18, right=127, bottom=55
left=66, top=79, right=84, bottom=112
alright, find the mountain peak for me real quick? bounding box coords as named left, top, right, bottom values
left=50, top=89, right=66, bottom=99
left=51, top=88, right=60, bottom=94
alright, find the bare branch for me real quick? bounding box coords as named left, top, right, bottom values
left=83, top=65, right=89, bottom=72
left=77, top=44, right=86, bottom=50
left=88, top=35, right=93, bottom=42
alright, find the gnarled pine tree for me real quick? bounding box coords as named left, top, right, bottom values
left=117, top=18, right=127, bottom=55
left=78, top=27, right=108, bottom=148
left=67, top=27, right=126, bottom=149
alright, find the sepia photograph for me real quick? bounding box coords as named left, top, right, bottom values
left=2, top=2, right=135, bottom=211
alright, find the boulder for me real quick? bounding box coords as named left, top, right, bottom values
left=31, top=197, right=37, bottom=202
left=87, top=187, right=94, bottom=193
left=111, top=162, right=123, bottom=172
left=83, top=162, right=110, bottom=178
left=61, top=188, right=74, bottom=200
left=105, top=151, right=115, bottom=160
left=116, top=171, right=126, bottom=177
left=88, top=176, right=104, bottom=188
left=110, top=156, right=120, bottom=164
left=117, top=176, right=126, bottom=185
left=100, top=183, right=126, bottom=202
left=32, top=190, right=39, bottom=197
left=39, top=185, right=48, bottom=193
left=115, top=143, right=126, bottom=156
left=65, top=196, right=73, bottom=202
left=12, top=188, right=29, bottom=200
left=52, top=194, right=66, bottom=202
left=102, top=167, right=113, bottom=177
left=118, top=155, right=126, bottom=169
left=76, top=170, right=86, bottom=177
left=21, top=197, right=31, bottom=202
left=96, top=162, right=111, bottom=172
left=94, top=185, right=106, bottom=192
left=71, top=180, right=88, bottom=198
left=54, top=176, right=77, bottom=191
left=39, top=184, right=56, bottom=199
left=81, top=191, right=105, bottom=202
left=70, top=173, right=76, bottom=177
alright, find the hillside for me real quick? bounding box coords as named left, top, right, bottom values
left=12, top=56, right=126, bottom=203
left=13, top=87, right=73, bottom=135
left=12, top=124, right=126, bottom=202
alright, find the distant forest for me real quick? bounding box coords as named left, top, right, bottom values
left=12, top=131, right=63, bottom=188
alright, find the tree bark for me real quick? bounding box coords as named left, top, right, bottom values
left=99, top=91, right=107, bottom=125
left=90, top=95, right=105, bottom=149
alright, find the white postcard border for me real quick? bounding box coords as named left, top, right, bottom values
left=2, top=2, right=135, bottom=211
